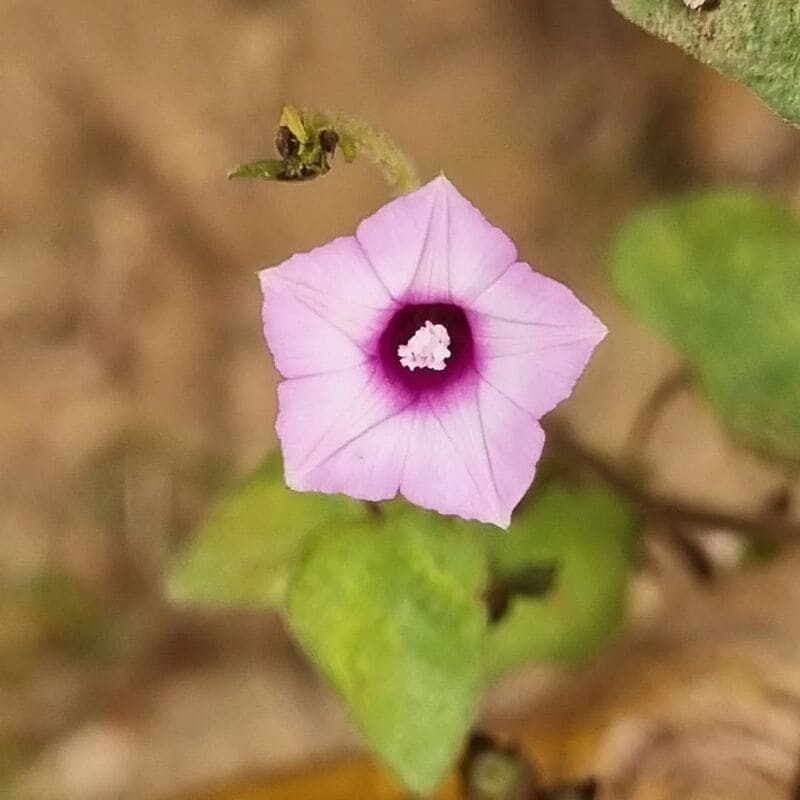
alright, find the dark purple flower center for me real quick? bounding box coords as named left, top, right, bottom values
left=377, top=302, right=475, bottom=397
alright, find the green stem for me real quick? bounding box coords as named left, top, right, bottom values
left=305, top=109, right=421, bottom=194
left=228, top=104, right=421, bottom=196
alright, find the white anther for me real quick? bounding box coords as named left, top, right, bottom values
left=397, top=320, right=451, bottom=372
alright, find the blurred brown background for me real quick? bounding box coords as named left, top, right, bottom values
left=4, top=1, right=800, bottom=799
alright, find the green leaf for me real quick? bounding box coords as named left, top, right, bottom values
left=279, top=103, right=309, bottom=143
left=167, top=454, right=364, bottom=609
left=612, top=189, right=800, bottom=464
left=610, top=0, right=800, bottom=125
left=483, top=482, right=638, bottom=680
left=227, top=159, right=287, bottom=181
left=287, top=512, right=486, bottom=794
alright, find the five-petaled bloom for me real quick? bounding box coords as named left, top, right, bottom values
left=259, top=176, right=606, bottom=528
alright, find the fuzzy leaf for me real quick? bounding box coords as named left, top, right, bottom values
left=483, top=482, right=638, bottom=680
left=168, top=454, right=363, bottom=609
left=288, top=513, right=486, bottom=794
left=280, top=103, right=309, bottom=143
left=227, top=159, right=287, bottom=181
left=610, top=0, right=800, bottom=124
left=612, top=190, right=800, bottom=464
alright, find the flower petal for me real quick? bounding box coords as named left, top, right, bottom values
left=277, top=364, right=410, bottom=500
left=260, top=236, right=394, bottom=378
left=400, top=381, right=545, bottom=528
left=356, top=175, right=517, bottom=303
left=472, top=262, right=607, bottom=417
left=474, top=378, right=546, bottom=519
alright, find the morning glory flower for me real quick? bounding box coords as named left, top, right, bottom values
left=259, top=176, right=606, bottom=528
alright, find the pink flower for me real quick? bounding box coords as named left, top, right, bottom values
left=259, top=176, right=606, bottom=528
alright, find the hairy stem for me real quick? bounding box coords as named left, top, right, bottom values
left=548, top=424, right=800, bottom=544
left=624, top=365, right=693, bottom=460
left=306, top=109, right=421, bottom=194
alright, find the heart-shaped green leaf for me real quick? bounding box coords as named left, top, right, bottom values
left=610, top=0, right=800, bottom=125
left=287, top=512, right=486, bottom=794
left=612, top=189, right=800, bottom=464
left=483, top=482, right=639, bottom=679
left=167, top=454, right=364, bottom=609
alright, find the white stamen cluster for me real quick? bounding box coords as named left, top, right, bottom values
left=397, top=320, right=451, bottom=372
